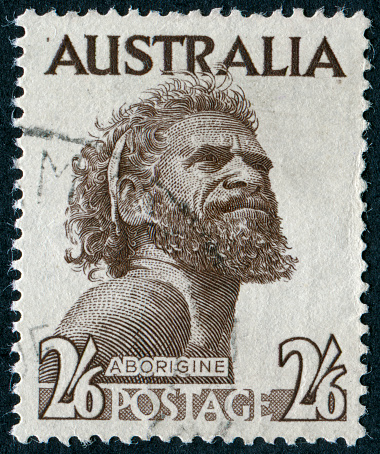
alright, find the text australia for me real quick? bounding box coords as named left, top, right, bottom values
left=45, top=34, right=346, bottom=77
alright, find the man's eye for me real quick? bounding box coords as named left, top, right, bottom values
left=199, top=154, right=218, bottom=164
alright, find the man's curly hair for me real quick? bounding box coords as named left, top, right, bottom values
left=65, top=74, right=259, bottom=280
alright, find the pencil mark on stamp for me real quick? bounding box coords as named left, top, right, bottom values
left=22, top=126, right=87, bottom=145
left=37, top=150, right=70, bottom=201
left=22, top=127, right=86, bottom=200
left=29, top=325, right=49, bottom=357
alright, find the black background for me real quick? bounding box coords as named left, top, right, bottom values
left=0, top=0, right=378, bottom=452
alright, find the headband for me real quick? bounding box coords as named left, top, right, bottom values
left=107, top=131, right=130, bottom=234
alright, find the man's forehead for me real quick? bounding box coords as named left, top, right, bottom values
left=165, top=113, right=265, bottom=155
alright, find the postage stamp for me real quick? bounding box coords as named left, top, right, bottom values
left=14, top=9, right=368, bottom=444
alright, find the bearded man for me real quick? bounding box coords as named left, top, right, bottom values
left=40, top=76, right=297, bottom=385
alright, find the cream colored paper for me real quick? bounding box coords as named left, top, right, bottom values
left=14, top=10, right=368, bottom=444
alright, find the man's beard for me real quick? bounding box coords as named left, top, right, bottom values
left=145, top=188, right=297, bottom=284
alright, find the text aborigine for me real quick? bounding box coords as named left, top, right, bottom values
left=45, top=35, right=346, bottom=77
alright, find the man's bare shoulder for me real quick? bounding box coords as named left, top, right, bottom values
left=63, top=275, right=186, bottom=311
left=70, top=275, right=186, bottom=309
left=55, top=275, right=191, bottom=358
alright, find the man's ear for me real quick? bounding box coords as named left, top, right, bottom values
left=117, top=175, right=149, bottom=226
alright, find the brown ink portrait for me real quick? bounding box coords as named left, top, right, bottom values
left=40, top=73, right=297, bottom=385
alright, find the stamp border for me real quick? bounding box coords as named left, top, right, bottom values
left=1, top=0, right=378, bottom=452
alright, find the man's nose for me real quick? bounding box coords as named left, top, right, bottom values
left=222, top=158, right=264, bottom=195
left=222, top=174, right=262, bottom=194
left=221, top=135, right=264, bottom=194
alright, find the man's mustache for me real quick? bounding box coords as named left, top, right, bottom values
left=203, top=195, right=275, bottom=218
